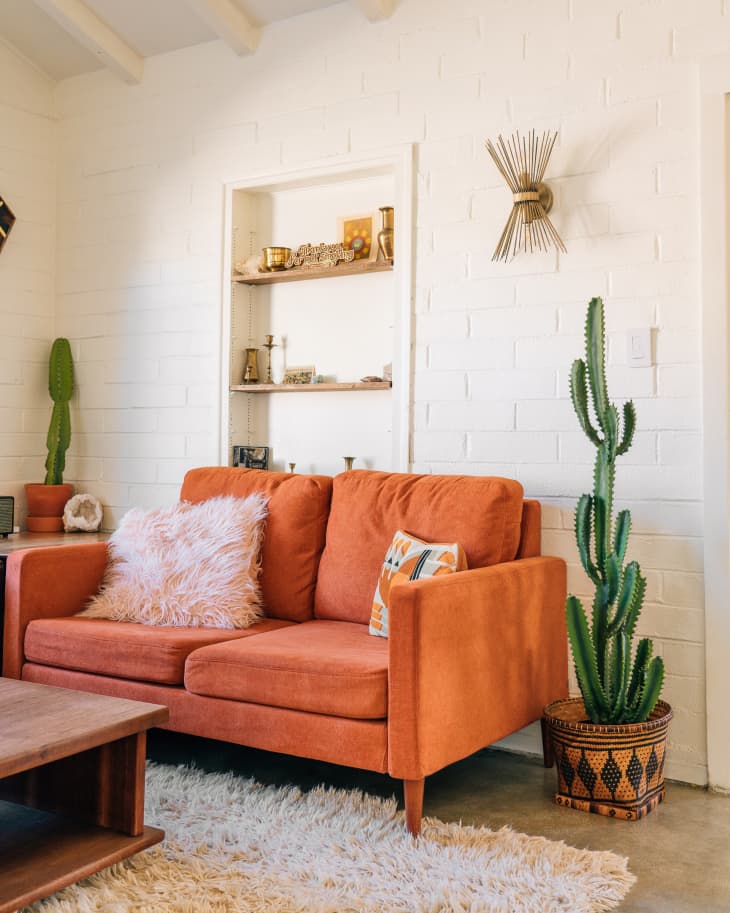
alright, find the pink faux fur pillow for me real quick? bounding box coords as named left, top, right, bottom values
left=80, top=494, right=268, bottom=628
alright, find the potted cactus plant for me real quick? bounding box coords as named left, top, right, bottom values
left=543, top=298, right=672, bottom=820
left=25, top=338, right=75, bottom=531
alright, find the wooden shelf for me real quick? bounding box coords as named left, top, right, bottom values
left=232, top=258, right=393, bottom=285
left=0, top=802, right=163, bottom=913
left=230, top=382, right=391, bottom=393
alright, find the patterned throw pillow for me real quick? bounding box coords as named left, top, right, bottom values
left=369, top=530, right=467, bottom=638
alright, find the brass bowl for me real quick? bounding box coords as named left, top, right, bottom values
left=260, top=246, right=291, bottom=272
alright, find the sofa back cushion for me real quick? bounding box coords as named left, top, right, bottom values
left=181, top=468, right=332, bottom=622
left=314, top=470, right=524, bottom=624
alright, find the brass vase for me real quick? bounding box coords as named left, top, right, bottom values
left=243, top=348, right=260, bottom=384
left=377, top=206, right=394, bottom=261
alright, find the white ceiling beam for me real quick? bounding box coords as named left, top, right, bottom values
left=186, top=0, right=261, bottom=56
left=32, top=0, right=144, bottom=84
left=356, top=0, right=396, bottom=22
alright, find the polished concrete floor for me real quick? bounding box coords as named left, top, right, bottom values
left=148, top=731, right=730, bottom=913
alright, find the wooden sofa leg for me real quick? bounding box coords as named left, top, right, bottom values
left=541, top=717, right=554, bottom=768
left=404, top=778, right=424, bottom=836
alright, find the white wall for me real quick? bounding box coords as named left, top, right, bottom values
left=48, top=0, right=719, bottom=783
left=0, top=41, right=56, bottom=515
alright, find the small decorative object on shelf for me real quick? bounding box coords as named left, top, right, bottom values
left=361, top=375, right=384, bottom=383
left=377, top=206, right=394, bottom=261
left=260, top=246, right=291, bottom=272
left=0, top=194, right=16, bottom=254
left=233, top=445, right=270, bottom=470
left=263, top=335, right=278, bottom=384
left=243, top=348, right=260, bottom=384
left=286, top=242, right=355, bottom=269
left=235, top=253, right=264, bottom=277
left=63, top=493, right=103, bottom=532
left=338, top=212, right=378, bottom=261
left=283, top=365, right=315, bottom=384
left=288, top=463, right=296, bottom=473
left=343, top=456, right=356, bottom=471
left=383, top=362, right=392, bottom=383
left=486, top=129, right=566, bottom=262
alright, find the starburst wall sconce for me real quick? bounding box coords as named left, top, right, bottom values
left=485, top=129, right=566, bottom=262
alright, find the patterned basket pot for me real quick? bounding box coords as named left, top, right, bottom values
left=543, top=698, right=673, bottom=820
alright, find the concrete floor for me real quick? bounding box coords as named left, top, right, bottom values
left=148, top=731, right=730, bottom=913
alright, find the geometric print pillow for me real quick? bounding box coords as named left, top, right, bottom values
left=369, top=529, right=467, bottom=638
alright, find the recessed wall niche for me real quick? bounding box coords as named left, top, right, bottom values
left=221, top=151, right=413, bottom=477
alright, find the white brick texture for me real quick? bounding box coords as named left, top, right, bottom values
left=0, top=0, right=723, bottom=784
left=0, top=45, right=55, bottom=516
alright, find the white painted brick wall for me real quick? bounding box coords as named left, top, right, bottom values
left=0, top=44, right=55, bottom=515
left=3, top=0, right=719, bottom=783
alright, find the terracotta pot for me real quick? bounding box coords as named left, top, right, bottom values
left=25, top=483, right=74, bottom=523
left=25, top=516, right=65, bottom=532
left=543, top=697, right=673, bottom=820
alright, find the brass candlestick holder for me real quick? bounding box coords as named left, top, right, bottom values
left=343, top=456, right=356, bottom=471
left=263, top=335, right=278, bottom=384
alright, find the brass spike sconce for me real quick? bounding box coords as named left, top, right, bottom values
left=485, top=129, right=566, bottom=262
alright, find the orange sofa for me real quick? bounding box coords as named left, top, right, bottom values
left=3, top=467, right=568, bottom=834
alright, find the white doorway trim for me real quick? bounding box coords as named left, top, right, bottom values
left=700, top=55, right=730, bottom=791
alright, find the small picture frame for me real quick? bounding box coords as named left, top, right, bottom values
left=283, top=365, right=315, bottom=385
left=0, top=195, right=16, bottom=255
left=337, top=212, right=378, bottom=262
left=233, top=445, right=270, bottom=470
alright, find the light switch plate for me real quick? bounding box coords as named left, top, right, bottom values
left=627, top=328, right=653, bottom=367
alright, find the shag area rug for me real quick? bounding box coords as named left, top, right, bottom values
left=27, top=763, right=635, bottom=913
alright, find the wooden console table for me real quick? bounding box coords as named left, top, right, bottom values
left=0, top=532, right=109, bottom=672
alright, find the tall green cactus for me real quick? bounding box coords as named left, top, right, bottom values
left=44, top=338, right=74, bottom=485
left=567, top=298, right=664, bottom=724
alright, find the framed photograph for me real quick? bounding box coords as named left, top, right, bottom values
left=337, top=211, right=378, bottom=262
left=283, top=365, right=315, bottom=385
left=0, top=195, right=16, bottom=255
left=232, top=445, right=270, bottom=470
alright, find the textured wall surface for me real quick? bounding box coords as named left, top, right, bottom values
left=9, top=0, right=723, bottom=782
left=0, top=42, right=56, bottom=509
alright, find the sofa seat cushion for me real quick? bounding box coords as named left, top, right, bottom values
left=185, top=620, right=389, bottom=719
left=24, top=617, right=293, bottom=685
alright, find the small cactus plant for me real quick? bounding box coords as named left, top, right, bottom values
left=44, top=338, right=74, bottom=485
left=567, top=298, right=664, bottom=724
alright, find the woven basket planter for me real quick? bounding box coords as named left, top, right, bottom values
left=543, top=698, right=673, bottom=820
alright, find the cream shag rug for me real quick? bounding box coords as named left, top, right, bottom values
left=27, top=763, right=635, bottom=913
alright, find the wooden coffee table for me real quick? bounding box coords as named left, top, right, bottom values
left=0, top=678, right=169, bottom=913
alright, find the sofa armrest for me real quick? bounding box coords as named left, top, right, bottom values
left=387, top=556, right=567, bottom=779
left=3, top=543, right=109, bottom=679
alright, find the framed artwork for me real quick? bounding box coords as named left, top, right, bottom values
left=283, top=365, right=315, bottom=385
left=233, top=445, right=270, bottom=470
left=0, top=195, right=16, bottom=254
left=337, top=212, right=378, bottom=261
